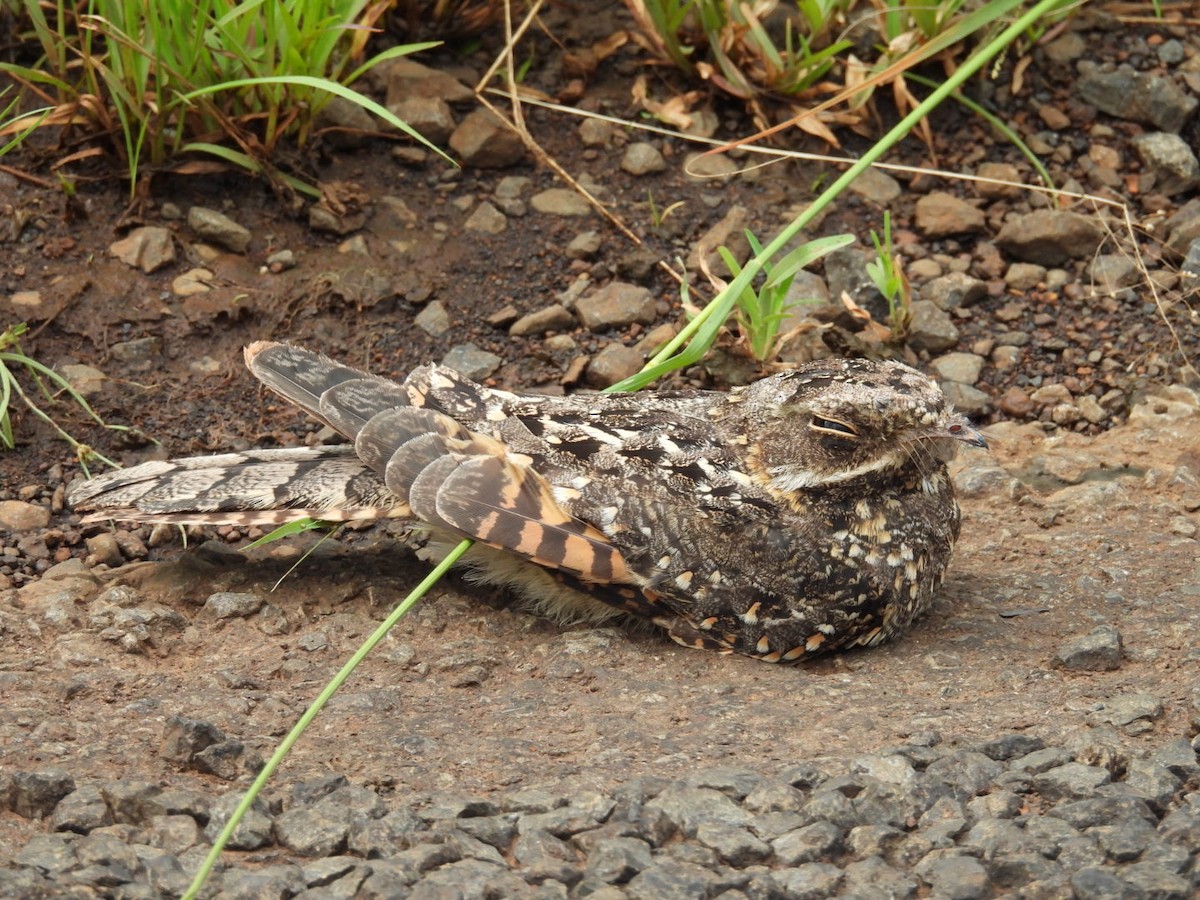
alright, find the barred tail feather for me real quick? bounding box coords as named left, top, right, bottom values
left=68, top=447, right=408, bottom=526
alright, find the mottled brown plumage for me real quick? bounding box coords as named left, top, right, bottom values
left=69, top=342, right=985, bottom=662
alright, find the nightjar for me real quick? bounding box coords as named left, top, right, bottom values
left=70, top=342, right=986, bottom=663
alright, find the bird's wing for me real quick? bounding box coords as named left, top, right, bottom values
left=248, top=342, right=631, bottom=584
left=343, top=400, right=633, bottom=585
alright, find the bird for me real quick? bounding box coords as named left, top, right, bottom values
left=69, top=342, right=986, bottom=663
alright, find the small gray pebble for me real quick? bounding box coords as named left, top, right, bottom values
left=203, top=591, right=264, bottom=619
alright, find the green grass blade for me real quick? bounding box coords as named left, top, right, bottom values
left=180, top=75, right=454, bottom=162
left=905, top=71, right=1057, bottom=192
left=341, top=41, right=442, bottom=88
left=180, top=142, right=323, bottom=198
left=742, top=8, right=784, bottom=70
left=0, top=62, right=80, bottom=96
left=765, top=233, right=854, bottom=288
left=2, top=351, right=120, bottom=432
left=0, top=104, right=52, bottom=154
left=242, top=518, right=330, bottom=549
left=0, top=369, right=14, bottom=450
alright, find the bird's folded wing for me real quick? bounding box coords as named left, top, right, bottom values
left=355, top=404, right=632, bottom=585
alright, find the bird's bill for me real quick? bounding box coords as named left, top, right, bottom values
left=946, top=417, right=988, bottom=449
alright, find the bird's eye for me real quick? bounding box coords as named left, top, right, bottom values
left=809, top=416, right=859, bottom=438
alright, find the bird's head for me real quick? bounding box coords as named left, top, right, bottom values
left=738, top=358, right=987, bottom=494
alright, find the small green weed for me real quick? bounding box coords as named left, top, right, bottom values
left=880, top=0, right=970, bottom=43
left=626, top=0, right=853, bottom=105
left=865, top=211, right=911, bottom=338
left=0, top=324, right=134, bottom=472
left=646, top=190, right=685, bottom=230
left=718, top=229, right=853, bottom=362
left=625, top=0, right=1075, bottom=143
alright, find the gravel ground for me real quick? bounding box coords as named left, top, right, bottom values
left=3, top=728, right=1199, bottom=898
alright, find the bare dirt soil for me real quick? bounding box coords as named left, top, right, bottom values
left=2, top=1, right=1200, bottom=888
left=2, top=395, right=1199, bottom=868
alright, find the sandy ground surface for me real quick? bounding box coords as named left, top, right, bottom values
left=2, top=383, right=1198, bottom=864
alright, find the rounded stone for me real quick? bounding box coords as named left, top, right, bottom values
left=0, top=500, right=50, bottom=531
left=621, top=142, right=667, bottom=176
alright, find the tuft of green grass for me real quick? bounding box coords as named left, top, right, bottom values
left=624, top=0, right=1076, bottom=143
left=1, top=0, right=448, bottom=197
left=626, top=0, right=853, bottom=102
left=718, top=229, right=853, bottom=362
left=865, top=211, right=911, bottom=339
left=0, top=324, right=134, bottom=472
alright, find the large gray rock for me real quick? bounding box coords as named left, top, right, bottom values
left=388, top=96, right=456, bottom=145
left=509, top=304, right=575, bottom=336
left=586, top=343, right=643, bottom=388
left=931, top=352, right=984, bottom=385
left=109, top=226, right=176, bottom=273
left=621, top=142, right=667, bottom=175
left=415, top=300, right=452, bottom=336
left=464, top=201, right=507, bottom=234
left=1076, top=63, right=1197, bottom=132
left=921, top=272, right=986, bottom=310
left=383, top=58, right=473, bottom=105
left=187, top=207, right=250, bottom=254
left=1055, top=626, right=1122, bottom=672
left=996, top=211, right=1104, bottom=265
left=450, top=109, right=524, bottom=168
left=530, top=188, right=590, bottom=216
left=442, top=344, right=502, bottom=381
left=6, top=770, right=75, bottom=819
left=0, top=500, right=50, bottom=531
left=906, top=301, right=960, bottom=353
left=914, top=192, right=985, bottom=237
left=576, top=282, right=657, bottom=331
left=1131, top=132, right=1200, bottom=196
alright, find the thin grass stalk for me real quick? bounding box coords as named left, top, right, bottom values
left=905, top=71, right=1057, bottom=192
left=179, top=73, right=453, bottom=156
left=0, top=353, right=123, bottom=469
